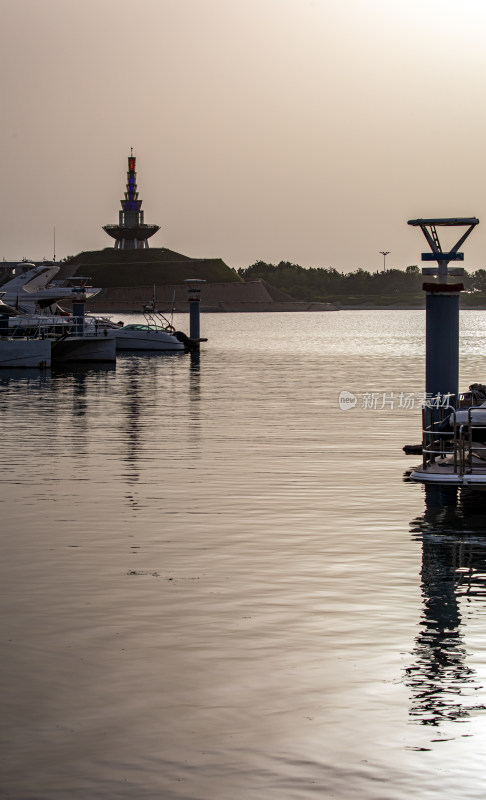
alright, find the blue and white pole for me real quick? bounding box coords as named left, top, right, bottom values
left=185, top=279, right=206, bottom=347
left=408, top=217, right=479, bottom=409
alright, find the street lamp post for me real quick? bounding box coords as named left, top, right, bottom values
left=379, top=250, right=390, bottom=272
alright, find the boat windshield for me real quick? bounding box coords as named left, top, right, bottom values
left=123, top=324, right=168, bottom=332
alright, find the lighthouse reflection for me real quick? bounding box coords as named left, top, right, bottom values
left=407, top=487, right=486, bottom=726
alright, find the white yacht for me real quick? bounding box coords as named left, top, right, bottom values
left=0, top=262, right=101, bottom=312
left=113, top=301, right=188, bottom=351
left=114, top=323, right=185, bottom=351
left=0, top=294, right=51, bottom=367
left=2, top=301, right=116, bottom=364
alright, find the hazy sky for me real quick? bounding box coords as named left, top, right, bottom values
left=2, top=0, right=486, bottom=272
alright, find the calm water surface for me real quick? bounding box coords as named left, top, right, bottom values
left=1, top=310, right=486, bottom=799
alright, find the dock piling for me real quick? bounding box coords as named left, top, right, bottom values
left=185, top=279, right=206, bottom=349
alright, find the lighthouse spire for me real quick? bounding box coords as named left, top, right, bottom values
left=103, top=152, right=160, bottom=249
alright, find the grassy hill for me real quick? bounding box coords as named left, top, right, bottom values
left=59, top=248, right=242, bottom=287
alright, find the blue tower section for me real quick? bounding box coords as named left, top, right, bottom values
left=103, top=151, right=160, bottom=249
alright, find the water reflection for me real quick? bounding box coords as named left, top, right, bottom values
left=188, top=350, right=201, bottom=445
left=407, top=487, right=486, bottom=726
left=189, top=350, right=201, bottom=399
left=119, top=360, right=146, bottom=487
left=0, top=368, right=51, bottom=388
left=115, top=352, right=201, bottom=500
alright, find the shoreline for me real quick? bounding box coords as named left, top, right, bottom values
left=88, top=303, right=486, bottom=313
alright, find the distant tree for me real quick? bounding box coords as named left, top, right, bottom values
left=237, top=261, right=277, bottom=281
left=237, top=261, right=427, bottom=301
left=471, top=269, right=486, bottom=292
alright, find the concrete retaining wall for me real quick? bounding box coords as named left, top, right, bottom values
left=86, top=282, right=336, bottom=313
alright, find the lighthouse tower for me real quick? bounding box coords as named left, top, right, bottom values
left=103, top=151, right=160, bottom=249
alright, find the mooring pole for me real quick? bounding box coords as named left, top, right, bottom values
left=185, top=279, right=206, bottom=349
left=424, top=282, right=461, bottom=402
left=189, top=288, right=200, bottom=340
left=408, top=217, right=479, bottom=408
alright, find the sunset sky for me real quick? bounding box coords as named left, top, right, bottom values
left=1, top=0, right=486, bottom=272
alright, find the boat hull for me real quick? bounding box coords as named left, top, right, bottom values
left=410, top=466, right=486, bottom=485
left=51, top=336, right=116, bottom=362
left=0, top=338, right=51, bottom=368
left=114, top=329, right=184, bottom=351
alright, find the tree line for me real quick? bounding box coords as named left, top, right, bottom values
left=236, top=261, right=486, bottom=302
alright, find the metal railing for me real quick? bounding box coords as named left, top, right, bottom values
left=8, top=315, right=113, bottom=340
left=421, top=402, right=486, bottom=477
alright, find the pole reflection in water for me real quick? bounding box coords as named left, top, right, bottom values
left=120, top=362, right=145, bottom=488
left=188, top=350, right=201, bottom=442
left=54, top=365, right=116, bottom=460
left=116, top=351, right=201, bottom=506
left=407, top=486, right=486, bottom=726
left=189, top=350, right=200, bottom=399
